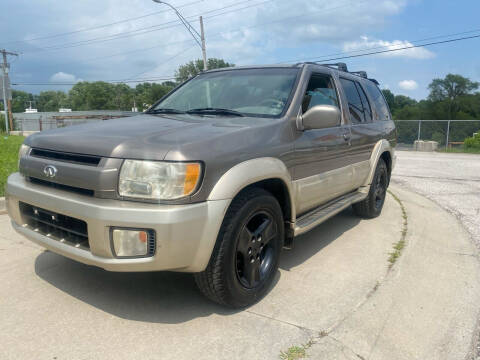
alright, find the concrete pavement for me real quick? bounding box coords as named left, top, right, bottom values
left=0, top=185, right=479, bottom=359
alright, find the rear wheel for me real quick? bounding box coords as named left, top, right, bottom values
left=194, top=188, right=284, bottom=308
left=353, top=158, right=388, bottom=218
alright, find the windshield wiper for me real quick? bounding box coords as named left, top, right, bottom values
left=148, top=108, right=186, bottom=114
left=186, top=108, right=245, bottom=117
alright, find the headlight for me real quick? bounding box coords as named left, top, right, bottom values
left=118, top=160, right=202, bottom=200
left=18, top=144, right=30, bottom=168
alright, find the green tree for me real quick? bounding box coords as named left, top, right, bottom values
left=134, top=82, right=174, bottom=110
left=175, top=58, right=234, bottom=83
left=36, top=91, right=70, bottom=112
left=10, top=90, right=35, bottom=113
left=428, top=74, right=479, bottom=119
left=68, top=81, right=117, bottom=110
left=382, top=89, right=394, bottom=111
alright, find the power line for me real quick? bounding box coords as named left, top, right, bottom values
left=122, top=46, right=195, bottom=80
left=282, top=33, right=480, bottom=63
left=0, top=0, right=205, bottom=46
left=13, top=33, right=480, bottom=87
left=33, top=0, right=366, bottom=65
left=278, top=28, right=480, bottom=63
left=20, top=0, right=272, bottom=54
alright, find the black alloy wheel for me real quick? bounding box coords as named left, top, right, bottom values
left=235, top=211, right=277, bottom=289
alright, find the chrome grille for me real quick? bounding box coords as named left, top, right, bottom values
left=30, top=148, right=101, bottom=166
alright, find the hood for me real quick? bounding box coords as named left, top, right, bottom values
left=24, top=113, right=273, bottom=161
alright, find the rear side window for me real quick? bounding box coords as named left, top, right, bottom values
left=302, top=73, right=339, bottom=113
left=364, top=80, right=391, bottom=121
left=356, top=83, right=373, bottom=122
left=339, top=78, right=365, bottom=123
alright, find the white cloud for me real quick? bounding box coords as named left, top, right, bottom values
left=9, top=0, right=413, bottom=84
left=398, top=80, right=419, bottom=90
left=49, top=72, right=83, bottom=83
left=343, top=36, right=435, bottom=59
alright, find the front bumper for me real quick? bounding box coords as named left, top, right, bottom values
left=6, top=173, right=229, bottom=272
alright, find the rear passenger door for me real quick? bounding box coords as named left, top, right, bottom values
left=339, top=77, right=378, bottom=189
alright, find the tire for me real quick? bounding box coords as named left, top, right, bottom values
left=353, top=158, right=389, bottom=219
left=194, top=187, right=284, bottom=308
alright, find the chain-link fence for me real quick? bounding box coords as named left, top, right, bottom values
left=395, top=120, right=480, bottom=150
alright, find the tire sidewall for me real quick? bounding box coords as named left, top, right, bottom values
left=220, top=193, right=284, bottom=307
left=370, top=159, right=388, bottom=216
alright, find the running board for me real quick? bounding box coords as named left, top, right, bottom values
left=294, top=191, right=367, bottom=237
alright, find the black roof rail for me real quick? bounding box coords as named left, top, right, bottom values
left=296, top=62, right=380, bottom=84
left=351, top=71, right=368, bottom=78
left=318, top=62, right=348, bottom=72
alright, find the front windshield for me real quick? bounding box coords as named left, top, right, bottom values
left=152, top=68, right=299, bottom=117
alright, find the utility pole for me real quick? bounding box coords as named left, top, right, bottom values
left=199, top=16, right=207, bottom=71
left=1, top=49, right=18, bottom=134
left=152, top=1, right=208, bottom=70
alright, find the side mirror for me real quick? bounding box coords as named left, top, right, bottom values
left=300, top=105, right=341, bottom=130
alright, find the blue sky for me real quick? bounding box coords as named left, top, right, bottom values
left=1, top=0, right=479, bottom=99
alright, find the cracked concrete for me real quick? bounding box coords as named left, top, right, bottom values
left=1, top=184, right=479, bottom=359
left=391, top=150, right=480, bottom=360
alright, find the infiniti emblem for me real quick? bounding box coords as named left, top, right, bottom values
left=43, top=165, right=58, bottom=178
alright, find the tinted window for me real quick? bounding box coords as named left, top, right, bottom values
left=339, top=78, right=365, bottom=123
left=302, top=74, right=339, bottom=113
left=363, top=80, right=391, bottom=121
left=356, top=82, right=373, bottom=122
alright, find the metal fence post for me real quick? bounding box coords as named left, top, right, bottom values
left=418, top=120, right=422, bottom=140
left=445, top=120, right=451, bottom=150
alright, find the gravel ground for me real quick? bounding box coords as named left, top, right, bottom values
left=391, top=150, right=480, bottom=359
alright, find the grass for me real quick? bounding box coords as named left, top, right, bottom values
left=438, top=146, right=480, bottom=154
left=0, top=135, right=24, bottom=197
left=387, top=190, right=408, bottom=268
left=279, top=340, right=315, bottom=360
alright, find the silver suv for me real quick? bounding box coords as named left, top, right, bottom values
left=6, top=62, right=396, bottom=307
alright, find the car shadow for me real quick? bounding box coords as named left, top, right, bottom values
left=280, top=207, right=361, bottom=271
left=34, top=207, right=360, bottom=324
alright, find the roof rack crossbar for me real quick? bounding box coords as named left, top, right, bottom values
left=318, top=62, right=348, bottom=72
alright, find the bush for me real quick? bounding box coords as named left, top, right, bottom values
left=464, top=132, right=480, bottom=149
left=432, top=131, right=444, bottom=145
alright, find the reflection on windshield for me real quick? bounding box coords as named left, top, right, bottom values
left=153, top=68, right=299, bottom=117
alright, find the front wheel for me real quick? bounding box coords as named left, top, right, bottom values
left=353, top=158, right=388, bottom=218
left=194, top=188, right=284, bottom=308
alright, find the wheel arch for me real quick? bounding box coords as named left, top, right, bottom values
left=207, top=157, right=295, bottom=222
left=362, top=139, right=395, bottom=187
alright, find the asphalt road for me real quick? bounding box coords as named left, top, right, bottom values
left=391, top=151, right=480, bottom=247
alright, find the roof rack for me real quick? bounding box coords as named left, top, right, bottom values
left=298, top=61, right=379, bottom=85
left=319, top=62, right=348, bottom=72
left=350, top=71, right=368, bottom=78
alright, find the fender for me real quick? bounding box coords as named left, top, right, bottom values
left=207, top=157, right=296, bottom=221
left=359, top=139, right=395, bottom=193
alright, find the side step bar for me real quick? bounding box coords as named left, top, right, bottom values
left=294, top=191, right=367, bottom=237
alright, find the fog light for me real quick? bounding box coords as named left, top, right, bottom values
left=112, top=229, right=151, bottom=257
